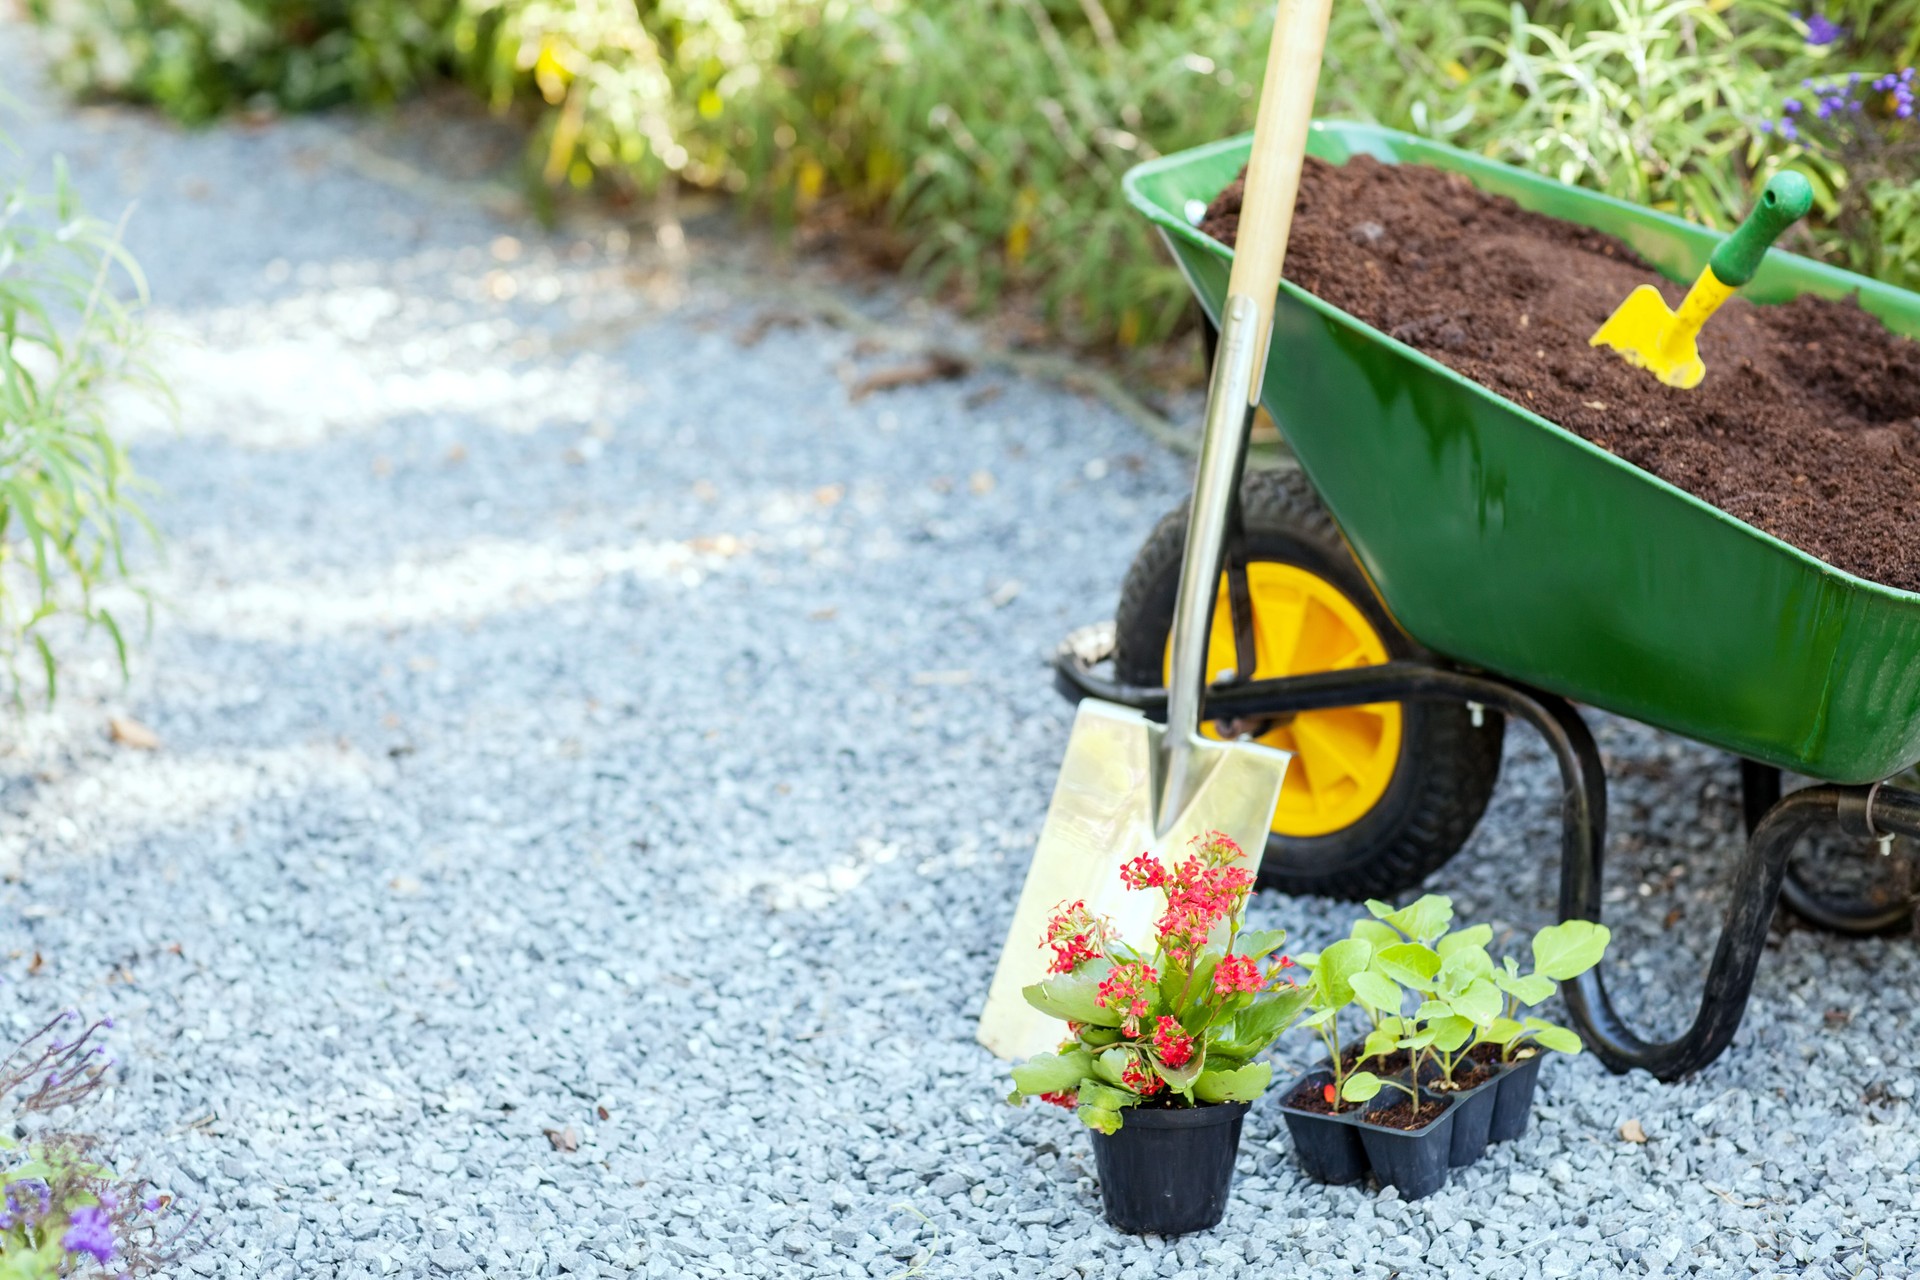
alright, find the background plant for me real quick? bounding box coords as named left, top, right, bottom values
left=1006, top=833, right=1309, bottom=1133
left=0, top=1012, right=189, bottom=1276
left=27, top=0, right=1920, bottom=349
left=0, top=138, right=157, bottom=698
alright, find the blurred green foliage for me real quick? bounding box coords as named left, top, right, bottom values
left=26, top=0, right=1920, bottom=347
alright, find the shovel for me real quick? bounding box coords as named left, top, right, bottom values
left=977, top=0, right=1332, bottom=1062
left=1590, top=172, right=1812, bottom=389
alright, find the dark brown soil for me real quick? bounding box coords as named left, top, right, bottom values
left=1339, top=1044, right=1412, bottom=1077
left=1431, top=1061, right=1495, bottom=1092
left=1364, top=1095, right=1446, bottom=1131
left=1283, top=1077, right=1357, bottom=1116
left=1202, top=156, right=1920, bottom=592
left=1468, top=1042, right=1537, bottom=1068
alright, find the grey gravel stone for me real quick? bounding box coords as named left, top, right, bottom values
left=3, top=16, right=1920, bottom=1280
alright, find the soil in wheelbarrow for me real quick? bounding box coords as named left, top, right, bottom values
left=1202, top=157, right=1920, bottom=592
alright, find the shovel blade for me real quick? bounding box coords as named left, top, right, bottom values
left=976, top=698, right=1291, bottom=1062
left=1589, top=284, right=1703, bottom=389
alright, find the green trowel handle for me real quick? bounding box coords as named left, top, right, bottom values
left=1707, top=172, right=1813, bottom=288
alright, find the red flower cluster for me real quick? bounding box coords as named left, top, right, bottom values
left=1040, top=1090, right=1078, bottom=1109
left=1212, top=953, right=1265, bottom=997
left=1040, top=899, right=1109, bottom=975
left=1095, top=960, right=1159, bottom=1036
left=1120, top=1059, right=1165, bottom=1097
left=1119, top=852, right=1167, bottom=890
left=1151, top=1016, right=1194, bottom=1068
left=1153, top=854, right=1255, bottom=966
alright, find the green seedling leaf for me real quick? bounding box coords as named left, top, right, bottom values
left=1009, top=1049, right=1093, bottom=1096
left=1437, top=944, right=1494, bottom=994
left=1021, top=964, right=1122, bottom=1027
left=1401, top=1026, right=1438, bottom=1050
left=1531, top=920, right=1611, bottom=981
left=1486, top=1016, right=1525, bottom=1047
left=1349, top=971, right=1403, bottom=1015
left=1077, top=1105, right=1122, bottom=1134
left=1525, top=1016, right=1585, bottom=1054
left=1427, top=1014, right=1476, bottom=1053
left=1451, top=978, right=1503, bottom=1027
left=1234, top=928, right=1290, bottom=961
left=1340, top=1071, right=1385, bottom=1103
left=1361, top=1027, right=1399, bottom=1061
left=1349, top=918, right=1401, bottom=950
left=1495, top=971, right=1556, bottom=1007
left=1384, top=893, right=1454, bottom=943
left=1194, top=1062, right=1272, bottom=1104
left=1312, top=938, right=1373, bottom=1007
left=1437, top=923, right=1493, bottom=958
left=1414, top=998, right=1454, bottom=1023
left=1375, top=942, right=1442, bottom=989
left=1299, top=1006, right=1337, bottom=1029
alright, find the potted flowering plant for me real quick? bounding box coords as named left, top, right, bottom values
left=1277, top=895, right=1609, bottom=1198
left=1006, top=832, right=1308, bottom=1235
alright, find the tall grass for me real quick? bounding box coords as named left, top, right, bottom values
left=27, top=0, right=1920, bottom=347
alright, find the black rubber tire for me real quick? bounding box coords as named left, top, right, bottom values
left=1112, top=468, right=1506, bottom=900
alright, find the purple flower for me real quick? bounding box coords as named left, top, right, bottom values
left=140, top=1195, right=164, bottom=1213
left=1803, top=12, right=1845, bottom=46
left=61, top=1205, right=115, bottom=1265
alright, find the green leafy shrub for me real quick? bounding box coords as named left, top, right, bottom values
left=27, top=0, right=1920, bottom=345
left=0, top=146, right=158, bottom=697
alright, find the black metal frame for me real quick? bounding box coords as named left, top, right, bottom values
left=1053, top=647, right=1920, bottom=1081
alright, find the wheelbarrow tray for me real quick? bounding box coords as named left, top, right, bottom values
left=1126, top=121, right=1920, bottom=785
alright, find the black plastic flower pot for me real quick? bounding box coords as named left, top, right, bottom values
left=1086, top=1100, right=1249, bottom=1235
left=1276, top=1069, right=1369, bottom=1186
left=1488, top=1051, right=1546, bottom=1144
left=1434, top=1067, right=1504, bottom=1168
left=1355, top=1089, right=1456, bottom=1201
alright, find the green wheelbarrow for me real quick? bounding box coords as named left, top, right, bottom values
left=1053, top=121, right=1920, bottom=1080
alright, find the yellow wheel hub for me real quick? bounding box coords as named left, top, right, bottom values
left=1165, top=562, right=1402, bottom=838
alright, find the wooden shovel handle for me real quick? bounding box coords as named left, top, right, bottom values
left=1226, top=0, right=1334, bottom=402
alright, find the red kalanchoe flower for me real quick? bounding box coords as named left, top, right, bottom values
left=1039, top=1090, right=1078, bottom=1109
left=1095, top=960, right=1159, bottom=1036
left=1040, top=899, right=1110, bottom=974
left=1119, top=852, right=1167, bottom=890
left=1151, top=1016, right=1194, bottom=1068
left=1120, top=1059, right=1165, bottom=1096
left=1213, top=953, right=1264, bottom=997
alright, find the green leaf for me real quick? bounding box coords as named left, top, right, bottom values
left=1078, top=1080, right=1136, bottom=1112
left=1437, top=923, right=1492, bottom=958
left=1450, top=978, right=1503, bottom=1027
left=1494, top=971, right=1556, bottom=1007
left=1216, top=985, right=1310, bottom=1057
left=1311, top=938, right=1373, bottom=1008
left=1021, top=963, right=1121, bottom=1027
left=1531, top=921, right=1611, bottom=981
left=1526, top=1016, right=1585, bottom=1054
left=1340, top=1070, right=1385, bottom=1103
left=1291, top=948, right=1322, bottom=969
left=1194, top=1062, right=1272, bottom=1104
left=1414, top=998, right=1454, bottom=1023
left=1080, top=1025, right=1123, bottom=1047
left=1382, top=893, right=1454, bottom=943
left=1234, top=928, right=1290, bottom=961
left=1009, top=1049, right=1093, bottom=1097
left=1437, top=944, right=1494, bottom=994
left=1375, top=941, right=1441, bottom=989
left=1361, top=1027, right=1399, bottom=1061
left=1349, top=918, right=1400, bottom=950
left=1298, top=1006, right=1336, bottom=1028
left=1349, top=970, right=1403, bottom=1015
left=1427, top=1014, right=1476, bottom=1053
left=1485, top=1016, right=1525, bottom=1047
left=1094, top=1046, right=1131, bottom=1086
left=1077, top=1105, right=1122, bottom=1134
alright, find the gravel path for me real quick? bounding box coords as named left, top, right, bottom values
left=4, top=22, right=1919, bottom=1280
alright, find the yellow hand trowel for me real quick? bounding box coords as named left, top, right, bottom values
left=1590, top=172, right=1813, bottom=389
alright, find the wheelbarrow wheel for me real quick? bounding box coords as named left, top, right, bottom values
left=1112, top=468, right=1505, bottom=899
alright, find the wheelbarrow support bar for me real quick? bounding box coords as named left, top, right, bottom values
left=1052, top=646, right=1920, bottom=1080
